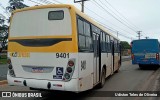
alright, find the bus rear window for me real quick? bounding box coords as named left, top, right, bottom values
left=48, top=10, right=64, bottom=20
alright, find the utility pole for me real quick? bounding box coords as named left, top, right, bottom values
left=145, top=36, right=149, bottom=39
left=74, top=0, right=89, bottom=12
left=82, top=0, right=84, bottom=12
left=137, top=31, right=142, bottom=40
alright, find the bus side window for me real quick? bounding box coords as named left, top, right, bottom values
left=108, top=35, right=111, bottom=52
left=100, top=31, right=103, bottom=51
left=101, top=32, right=106, bottom=52
left=77, top=17, right=93, bottom=52
left=77, top=19, right=84, bottom=35
left=103, top=32, right=106, bottom=52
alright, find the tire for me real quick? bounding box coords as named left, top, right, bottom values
left=98, top=68, right=106, bottom=88
left=139, top=64, right=143, bottom=69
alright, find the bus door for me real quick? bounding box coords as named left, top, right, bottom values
left=111, top=41, right=115, bottom=73
left=93, top=33, right=100, bottom=84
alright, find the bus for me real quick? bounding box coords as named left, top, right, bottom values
left=7, top=4, right=121, bottom=92
left=131, top=39, right=160, bottom=69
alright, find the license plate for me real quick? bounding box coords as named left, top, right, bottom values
left=32, top=67, right=44, bottom=73
left=145, top=54, right=156, bottom=58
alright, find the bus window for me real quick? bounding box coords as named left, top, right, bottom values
left=77, top=17, right=92, bottom=51
left=84, top=22, right=91, bottom=37
left=107, top=35, right=110, bottom=52
left=78, top=19, right=84, bottom=34
left=79, top=35, right=85, bottom=49
left=48, top=10, right=64, bottom=20
left=103, top=32, right=106, bottom=51
left=91, top=24, right=100, bottom=34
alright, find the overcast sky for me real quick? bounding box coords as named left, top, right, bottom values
left=0, top=0, right=160, bottom=43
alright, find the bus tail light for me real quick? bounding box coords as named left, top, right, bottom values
left=63, top=59, right=75, bottom=82
left=68, top=60, right=74, bottom=67
left=156, top=53, right=159, bottom=60
left=8, top=58, right=16, bottom=77
left=131, top=54, right=134, bottom=60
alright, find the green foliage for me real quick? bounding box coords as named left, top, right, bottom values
left=6, top=0, right=28, bottom=12
left=120, top=41, right=130, bottom=50
left=0, top=16, right=8, bottom=50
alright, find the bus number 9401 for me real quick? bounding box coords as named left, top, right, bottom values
left=56, top=53, right=69, bottom=58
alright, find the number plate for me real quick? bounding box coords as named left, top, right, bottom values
left=32, top=67, right=44, bottom=73
left=145, top=53, right=156, bottom=58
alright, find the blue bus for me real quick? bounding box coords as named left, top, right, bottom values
left=131, top=39, right=160, bottom=68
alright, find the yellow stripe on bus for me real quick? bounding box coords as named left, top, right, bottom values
left=8, top=41, right=78, bottom=52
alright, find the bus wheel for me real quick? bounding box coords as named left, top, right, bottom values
left=99, top=68, right=106, bottom=88
left=139, top=64, right=143, bottom=69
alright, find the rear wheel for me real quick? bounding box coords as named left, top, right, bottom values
left=139, top=64, right=143, bottom=69
left=98, top=68, right=106, bottom=88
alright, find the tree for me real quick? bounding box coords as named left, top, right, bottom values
left=0, top=15, right=8, bottom=51
left=120, top=41, right=130, bottom=50
left=6, top=0, right=28, bottom=12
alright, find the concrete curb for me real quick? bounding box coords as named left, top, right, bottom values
left=0, top=80, right=7, bottom=85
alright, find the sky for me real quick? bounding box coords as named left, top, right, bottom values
left=0, top=0, right=160, bottom=43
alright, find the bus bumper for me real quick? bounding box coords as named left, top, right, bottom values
left=132, top=60, right=159, bottom=65
left=7, top=75, right=79, bottom=92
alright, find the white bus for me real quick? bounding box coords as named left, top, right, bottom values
left=7, top=4, right=121, bottom=92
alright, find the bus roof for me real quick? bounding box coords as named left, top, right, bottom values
left=132, top=39, right=159, bottom=43
left=12, top=4, right=119, bottom=41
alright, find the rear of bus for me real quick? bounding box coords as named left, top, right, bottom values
left=7, top=5, right=80, bottom=92
left=131, top=39, right=160, bottom=67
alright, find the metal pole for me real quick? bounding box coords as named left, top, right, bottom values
left=82, top=0, right=84, bottom=12
left=137, top=31, right=142, bottom=40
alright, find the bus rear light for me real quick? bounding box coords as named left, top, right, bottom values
left=64, top=73, right=70, bottom=80
left=14, top=80, right=22, bottom=83
left=63, top=59, right=75, bottom=82
left=131, top=54, right=134, bottom=60
left=66, top=67, right=72, bottom=73
left=156, top=53, right=159, bottom=60
left=68, top=60, right=74, bottom=67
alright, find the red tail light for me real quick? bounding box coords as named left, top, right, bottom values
left=68, top=60, right=74, bottom=67
left=63, top=59, right=75, bottom=82
left=131, top=54, right=134, bottom=60
left=156, top=53, right=159, bottom=60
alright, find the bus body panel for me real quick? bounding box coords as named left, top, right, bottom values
left=8, top=4, right=121, bottom=92
left=78, top=53, right=94, bottom=91
left=101, top=53, right=112, bottom=77
left=131, top=39, right=160, bottom=65
left=114, top=53, right=120, bottom=71
left=8, top=53, right=78, bottom=80
left=7, top=75, right=79, bottom=92
left=10, top=8, right=72, bottom=37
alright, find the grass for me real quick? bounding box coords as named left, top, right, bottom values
left=0, top=54, right=7, bottom=64
left=0, top=59, right=7, bottom=64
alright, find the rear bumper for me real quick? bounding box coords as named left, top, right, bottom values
left=132, top=60, right=159, bottom=65
left=7, top=75, right=79, bottom=92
